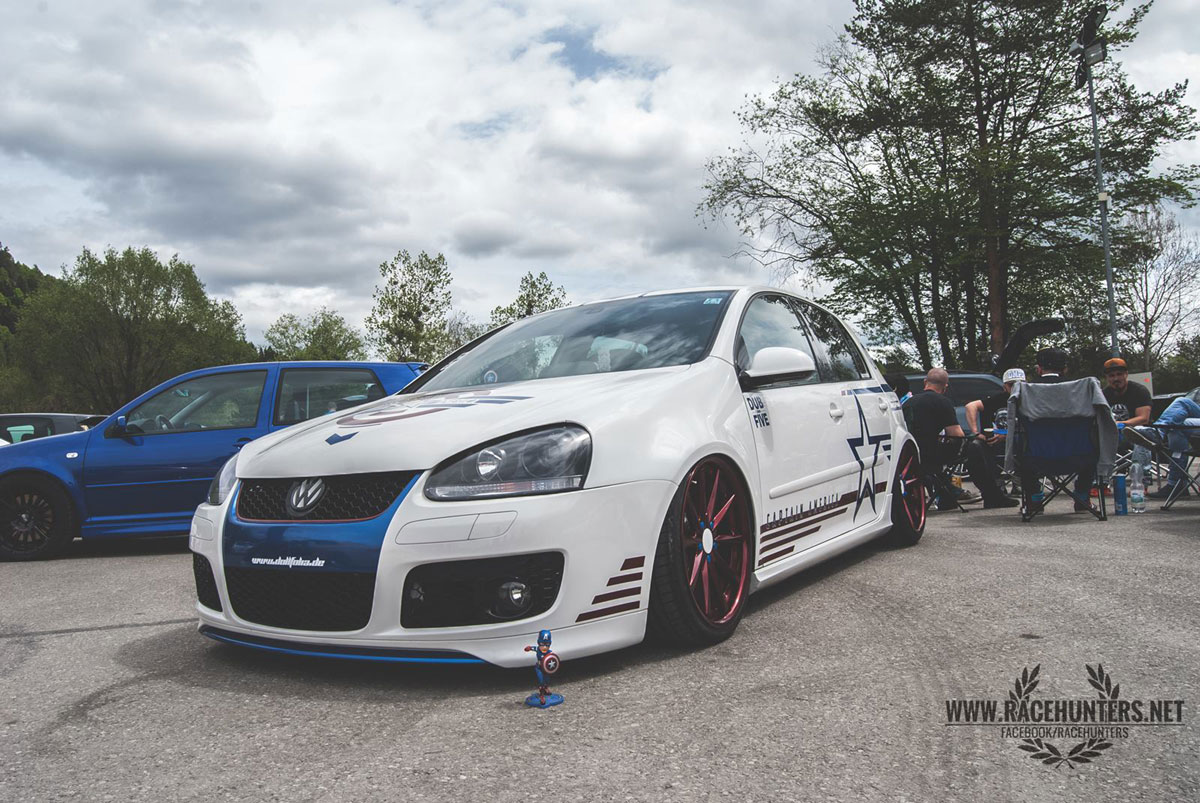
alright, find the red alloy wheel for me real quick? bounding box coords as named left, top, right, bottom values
left=677, top=457, right=751, bottom=626
left=896, top=444, right=926, bottom=533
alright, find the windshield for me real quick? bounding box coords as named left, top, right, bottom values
left=410, top=291, right=733, bottom=394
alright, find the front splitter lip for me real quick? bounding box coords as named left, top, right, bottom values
left=199, top=625, right=487, bottom=665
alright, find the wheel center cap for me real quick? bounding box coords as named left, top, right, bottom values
left=701, top=527, right=714, bottom=554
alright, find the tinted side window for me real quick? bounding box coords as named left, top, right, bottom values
left=796, top=301, right=870, bottom=381
left=275, top=368, right=384, bottom=426
left=735, top=295, right=819, bottom=385
left=127, top=371, right=268, bottom=434
left=1, top=416, right=54, bottom=443
left=946, top=377, right=1003, bottom=407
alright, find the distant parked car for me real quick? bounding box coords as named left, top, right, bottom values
left=905, top=371, right=1005, bottom=432
left=0, top=361, right=424, bottom=560
left=0, top=413, right=105, bottom=445
left=1152, top=386, right=1200, bottom=419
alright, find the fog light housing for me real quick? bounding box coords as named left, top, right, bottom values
left=493, top=580, right=533, bottom=618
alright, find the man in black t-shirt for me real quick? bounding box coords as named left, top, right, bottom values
left=1101, top=357, right=1151, bottom=426
left=904, top=368, right=1017, bottom=510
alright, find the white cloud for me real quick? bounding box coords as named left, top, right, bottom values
left=1, top=0, right=1196, bottom=344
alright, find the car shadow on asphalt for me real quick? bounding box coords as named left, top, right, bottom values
left=62, top=535, right=190, bottom=561
left=111, top=540, right=889, bottom=700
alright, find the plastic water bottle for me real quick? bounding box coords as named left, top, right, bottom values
left=1129, top=463, right=1146, bottom=514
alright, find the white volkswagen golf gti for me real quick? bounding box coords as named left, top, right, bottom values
left=190, top=288, right=925, bottom=667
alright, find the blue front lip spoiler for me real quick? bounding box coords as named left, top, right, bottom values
left=199, top=625, right=487, bottom=665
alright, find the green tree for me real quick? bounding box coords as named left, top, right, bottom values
left=264, top=307, right=367, bottom=361
left=489, top=271, right=569, bottom=328
left=365, top=250, right=453, bottom=362
left=441, top=308, right=487, bottom=356
left=12, top=247, right=255, bottom=412
left=703, top=0, right=1198, bottom=369
left=0, top=243, right=55, bottom=335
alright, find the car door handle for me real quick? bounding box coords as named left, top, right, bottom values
left=877, top=396, right=890, bottom=411
left=829, top=403, right=844, bottom=420
left=233, top=438, right=253, bottom=449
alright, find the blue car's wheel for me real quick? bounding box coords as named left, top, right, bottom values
left=0, top=476, right=76, bottom=561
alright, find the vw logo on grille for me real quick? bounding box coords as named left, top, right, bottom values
left=286, top=478, right=326, bottom=518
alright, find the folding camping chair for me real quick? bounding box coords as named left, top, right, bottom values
left=1004, top=378, right=1118, bottom=523
left=1138, top=424, right=1200, bottom=510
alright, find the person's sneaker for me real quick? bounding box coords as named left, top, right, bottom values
left=1147, top=484, right=1190, bottom=500
left=956, top=488, right=983, bottom=503
left=984, top=496, right=1019, bottom=509
left=1124, top=427, right=1164, bottom=451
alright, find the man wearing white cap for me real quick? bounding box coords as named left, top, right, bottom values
left=966, top=368, right=1026, bottom=446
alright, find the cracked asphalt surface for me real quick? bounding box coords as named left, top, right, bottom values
left=2, top=498, right=1198, bottom=802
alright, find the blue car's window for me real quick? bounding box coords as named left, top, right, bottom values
left=410, top=291, right=733, bottom=393
left=274, top=368, right=384, bottom=426
left=125, top=371, right=267, bottom=434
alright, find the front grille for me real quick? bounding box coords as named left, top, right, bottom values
left=236, top=471, right=418, bottom=522
left=193, top=553, right=222, bottom=612
left=225, top=567, right=376, bottom=631
left=402, top=552, right=565, bottom=628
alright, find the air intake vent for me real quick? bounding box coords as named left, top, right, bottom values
left=225, top=567, right=376, bottom=631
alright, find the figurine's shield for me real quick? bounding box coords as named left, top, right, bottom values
left=541, top=652, right=560, bottom=674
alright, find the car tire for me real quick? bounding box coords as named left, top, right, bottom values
left=883, top=442, right=925, bottom=548
left=648, top=455, right=754, bottom=646
left=0, top=475, right=77, bottom=561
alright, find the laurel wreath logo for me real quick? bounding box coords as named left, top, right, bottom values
left=1013, top=663, right=1116, bottom=769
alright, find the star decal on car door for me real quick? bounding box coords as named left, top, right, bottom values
left=846, top=396, right=889, bottom=518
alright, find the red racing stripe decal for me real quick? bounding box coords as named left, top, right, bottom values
left=576, top=600, right=640, bottom=622
left=591, top=587, right=640, bottom=604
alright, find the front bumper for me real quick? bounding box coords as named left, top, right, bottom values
left=190, top=477, right=674, bottom=667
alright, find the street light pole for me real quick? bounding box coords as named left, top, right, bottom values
left=1072, top=4, right=1120, bottom=357
left=1085, top=61, right=1120, bottom=357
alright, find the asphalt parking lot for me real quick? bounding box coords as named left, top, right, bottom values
left=2, top=498, right=1198, bottom=802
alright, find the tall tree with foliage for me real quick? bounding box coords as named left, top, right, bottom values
left=263, top=307, right=367, bottom=361
left=489, top=271, right=569, bottom=328
left=12, top=247, right=255, bottom=412
left=703, top=0, right=1198, bottom=369
left=365, top=250, right=453, bottom=363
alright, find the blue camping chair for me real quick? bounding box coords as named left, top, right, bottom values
left=1006, top=378, right=1117, bottom=523
left=1013, top=416, right=1107, bottom=522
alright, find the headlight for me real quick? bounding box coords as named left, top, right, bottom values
left=424, top=425, right=592, bottom=500
left=207, top=454, right=239, bottom=506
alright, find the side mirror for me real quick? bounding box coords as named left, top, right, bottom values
left=741, top=347, right=818, bottom=389
left=105, top=415, right=128, bottom=439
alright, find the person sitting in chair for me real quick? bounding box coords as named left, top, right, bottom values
left=1126, top=395, right=1200, bottom=499
left=1101, top=358, right=1152, bottom=427
left=904, top=368, right=1018, bottom=510
left=1032, top=347, right=1069, bottom=383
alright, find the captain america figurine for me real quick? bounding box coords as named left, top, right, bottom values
left=523, top=629, right=563, bottom=708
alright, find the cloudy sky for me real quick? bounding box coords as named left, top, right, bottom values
left=2, top=0, right=1197, bottom=343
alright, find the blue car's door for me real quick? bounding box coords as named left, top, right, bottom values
left=81, top=367, right=276, bottom=537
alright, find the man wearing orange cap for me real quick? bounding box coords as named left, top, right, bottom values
left=1101, top=358, right=1152, bottom=427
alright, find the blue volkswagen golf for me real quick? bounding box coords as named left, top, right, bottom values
left=0, top=361, right=423, bottom=560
